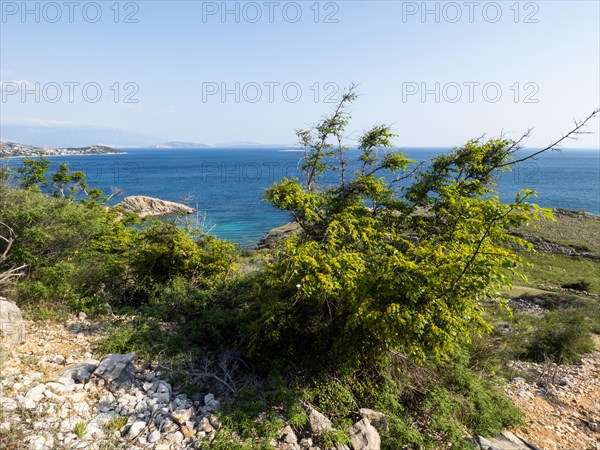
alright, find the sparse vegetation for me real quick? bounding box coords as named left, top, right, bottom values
left=106, top=416, right=128, bottom=432
left=73, top=421, right=87, bottom=439
left=523, top=309, right=595, bottom=364
left=0, top=424, right=20, bottom=450
left=516, top=210, right=600, bottom=253
left=518, top=251, right=600, bottom=294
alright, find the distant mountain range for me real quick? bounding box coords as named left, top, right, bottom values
left=0, top=140, right=124, bottom=158
left=0, top=122, right=158, bottom=148
left=0, top=122, right=300, bottom=149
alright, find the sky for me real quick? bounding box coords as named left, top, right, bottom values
left=1, top=0, right=599, bottom=148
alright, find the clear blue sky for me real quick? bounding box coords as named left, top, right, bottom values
left=1, top=1, right=599, bottom=147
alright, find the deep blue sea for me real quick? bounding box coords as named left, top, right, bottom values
left=4, top=148, right=599, bottom=247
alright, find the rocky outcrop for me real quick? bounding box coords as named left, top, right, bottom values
left=257, top=221, right=302, bottom=249
left=60, top=359, right=99, bottom=384
left=0, top=297, right=25, bottom=358
left=304, top=404, right=334, bottom=435
left=358, top=408, right=387, bottom=431
left=114, top=196, right=194, bottom=218
left=513, top=234, right=600, bottom=260
left=94, top=352, right=136, bottom=386
left=474, top=432, right=539, bottom=450
left=348, top=418, right=381, bottom=450
left=554, top=208, right=599, bottom=219
left=296, top=404, right=382, bottom=450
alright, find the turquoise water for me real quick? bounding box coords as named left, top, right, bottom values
left=4, top=148, right=599, bottom=247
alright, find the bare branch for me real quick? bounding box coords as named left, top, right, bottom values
left=500, top=108, right=599, bottom=168
left=0, top=221, right=16, bottom=262
left=0, top=221, right=27, bottom=287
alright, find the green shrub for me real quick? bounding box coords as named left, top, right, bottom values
left=202, top=430, right=271, bottom=450
left=321, top=429, right=351, bottom=447
left=308, top=377, right=357, bottom=421
left=235, top=92, right=534, bottom=449
left=219, top=388, right=285, bottom=442
left=561, top=279, right=591, bottom=292
left=106, top=416, right=127, bottom=432
left=123, top=222, right=237, bottom=307
left=69, top=294, right=110, bottom=318
left=524, top=309, right=594, bottom=363
left=422, top=387, right=470, bottom=449
left=249, top=88, right=550, bottom=376
left=131, top=222, right=236, bottom=287
left=441, top=355, right=523, bottom=435
left=179, top=305, right=244, bottom=351
left=0, top=184, right=237, bottom=313
left=95, top=317, right=189, bottom=361
left=16, top=261, right=78, bottom=303
left=0, top=186, right=133, bottom=311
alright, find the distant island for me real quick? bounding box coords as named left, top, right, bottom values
left=0, top=140, right=125, bottom=158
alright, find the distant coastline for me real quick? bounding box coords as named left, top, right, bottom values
left=0, top=140, right=126, bottom=159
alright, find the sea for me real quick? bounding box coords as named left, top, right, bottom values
left=3, top=148, right=599, bottom=247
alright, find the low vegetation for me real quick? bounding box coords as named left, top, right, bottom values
left=518, top=251, right=600, bottom=294
left=1, top=93, right=598, bottom=449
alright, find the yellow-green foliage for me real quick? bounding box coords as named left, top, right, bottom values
left=73, top=422, right=87, bottom=439
left=130, top=222, right=237, bottom=288
left=249, top=90, right=551, bottom=371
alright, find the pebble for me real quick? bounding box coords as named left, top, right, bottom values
left=25, top=383, right=47, bottom=402
left=16, top=395, right=37, bottom=410
left=147, top=429, right=161, bottom=443
left=127, top=420, right=147, bottom=439
left=169, top=430, right=185, bottom=443
left=558, top=377, right=571, bottom=387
